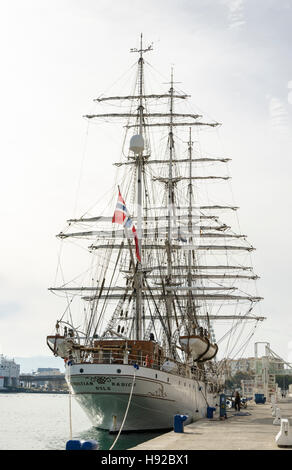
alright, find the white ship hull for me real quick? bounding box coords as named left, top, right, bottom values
left=66, top=363, right=218, bottom=431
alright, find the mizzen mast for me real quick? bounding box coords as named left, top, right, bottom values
left=186, top=127, right=198, bottom=332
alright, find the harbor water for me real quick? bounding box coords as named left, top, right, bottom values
left=0, top=393, right=165, bottom=450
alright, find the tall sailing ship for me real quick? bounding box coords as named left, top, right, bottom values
left=47, top=36, right=265, bottom=432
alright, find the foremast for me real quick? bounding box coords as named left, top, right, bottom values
left=130, top=34, right=153, bottom=341
left=165, top=69, right=175, bottom=355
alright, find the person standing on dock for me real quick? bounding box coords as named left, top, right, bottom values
left=234, top=391, right=241, bottom=411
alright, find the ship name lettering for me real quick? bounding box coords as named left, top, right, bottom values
left=73, top=381, right=93, bottom=386
left=111, top=382, right=136, bottom=387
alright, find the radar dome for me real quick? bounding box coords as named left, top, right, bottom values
left=129, top=134, right=144, bottom=154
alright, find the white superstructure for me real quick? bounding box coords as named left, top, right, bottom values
left=0, top=355, right=20, bottom=389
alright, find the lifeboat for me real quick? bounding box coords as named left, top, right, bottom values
left=179, top=334, right=218, bottom=362
left=46, top=335, right=75, bottom=358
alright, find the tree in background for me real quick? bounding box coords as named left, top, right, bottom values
left=276, top=375, right=292, bottom=390
left=225, top=371, right=254, bottom=390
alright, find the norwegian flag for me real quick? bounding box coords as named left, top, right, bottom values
left=112, top=189, right=141, bottom=262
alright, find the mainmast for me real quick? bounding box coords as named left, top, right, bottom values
left=167, top=68, right=174, bottom=260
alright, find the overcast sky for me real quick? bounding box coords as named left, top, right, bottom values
left=1, top=0, right=292, bottom=364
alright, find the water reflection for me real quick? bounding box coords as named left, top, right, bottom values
left=78, top=427, right=166, bottom=450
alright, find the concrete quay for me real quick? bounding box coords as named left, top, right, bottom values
left=130, top=398, right=292, bottom=450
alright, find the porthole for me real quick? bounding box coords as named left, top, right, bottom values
left=117, top=369, right=121, bottom=374
left=80, top=368, right=84, bottom=373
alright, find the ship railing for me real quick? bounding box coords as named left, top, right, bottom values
left=91, top=350, right=162, bottom=370
left=89, top=350, right=204, bottom=380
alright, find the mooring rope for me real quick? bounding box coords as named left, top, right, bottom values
left=109, top=371, right=136, bottom=450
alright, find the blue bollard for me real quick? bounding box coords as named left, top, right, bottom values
left=207, top=406, right=216, bottom=419
left=66, top=439, right=99, bottom=450
left=174, top=414, right=188, bottom=433
left=81, top=439, right=99, bottom=450
left=66, top=440, right=82, bottom=450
